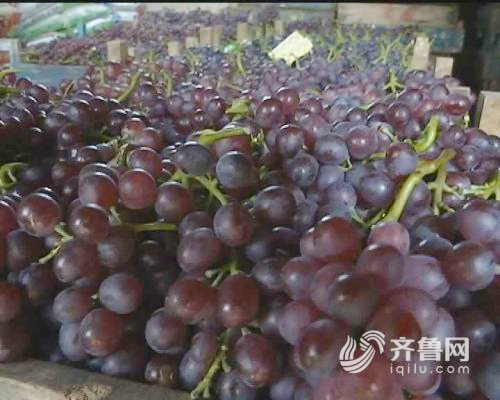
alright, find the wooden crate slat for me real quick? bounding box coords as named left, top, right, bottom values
left=337, top=3, right=459, bottom=27
left=0, top=359, right=189, bottom=400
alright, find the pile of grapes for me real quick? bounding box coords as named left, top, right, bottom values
left=0, top=9, right=498, bottom=400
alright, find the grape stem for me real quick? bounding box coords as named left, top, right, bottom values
left=431, top=160, right=448, bottom=215
left=384, top=70, right=404, bottom=93
left=39, top=224, right=74, bottom=264
left=162, top=71, right=172, bottom=97
left=235, top=52, right=247, bottom=76
left=118, top=70, right=141, bottom=103
left=382, top=149, right=456, bottom=222
left=197, top=128, right=247, bottom=146
left=413, top=115, right=439, bottom=153
left=193, top=176, right=228, bottom=206
left=128, top=222, right=177, bottom=233
left=0, top=68, right=19, bottom=81
left=0, top=162, right=28, bottom=190
left=190, top=331, right=231, bottom=399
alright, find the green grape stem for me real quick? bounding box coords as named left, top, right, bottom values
left=0, top=68, right=19, bottom=81
left=382, top=149, right=456, bottom=222
left=236, top=52, right=247, bottom=76
left=118, top=71, right=141, bottom=103
left=197, top=128, right=247, bottom=146
left=431, top=159, right=448, bottom=215
left=193, top=176, right=228, bottom=206
left=413, top=115, right=439, bottom=153
left=38, top=224, right=74, bottom=264
left=0, top=162, right=28, bottom=190
left=129, top=222, right=177, bottom=233
left=190, top=343, right=229, bottom=399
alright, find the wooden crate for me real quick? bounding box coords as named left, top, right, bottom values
left=337, top=3, right=459, bottom=27
left=0, top=359, right=189, bottom=400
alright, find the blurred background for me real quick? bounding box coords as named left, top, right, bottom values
left=0, top=2, right=498, bottom=92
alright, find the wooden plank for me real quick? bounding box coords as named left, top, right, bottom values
left=408, top=34, right=431, bottom=71
left=0, top=359, right=189, bottom=400
left=236, top=22, right=250, bottom=43
left=337, top=3, right=459, bottom=27
left=185, top=36, right=199, bottom=49
left=199, top=26, right=213, bottom=47
left=167, top=41, right=182, bottom=57
left=212, top=25, right=223, bottom=47
left=274, top=20, right=285, bottom=37
left=434, top=56, right=454, bottom=78
left=474, top=91, right=500, bottom=137
left=106, top=40, right=127, bottom=64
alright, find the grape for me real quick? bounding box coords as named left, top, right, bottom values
left=7, top=230, right=46, bottom=273
left=79, top=308, right=125, bottom=357
left=395, top=356, right=441, bottom=395
left=0, top=201, right=18, bottom=237
left=155, top=182, right=193, bottom=222
left=178, top=211, right=212, bottom=237
left=368, top=221, right=410, bottom=255
left=127, top=147, right=162, bottom=178
left=216, top=151, right=258, bottom=191
left=214, top=203, right=253, bottom=247
left=278, top=299, right=322, bottom=345
left=381, top=287, right=439, bottom=332
left=300, top=113, right=330, bottom=149
left=316, top=165, right=344, bottom=192
left=385, top=143, right=417, bottom=178
left=313, top=355, right=402, bottom=400
left=254, top=186, right=296, bottom=226
left=53, top=238, right=100, bottom=283
left=355, top=244, right=404, bottom=292
left=68, top=203, right=110, bottom=243
left=286, top=151, right=320, bottom=189
left=144, top=355, right=179, bottom=387
left=59, top=322, right=87, bottom=362
left=233, top=333, right=279, bottom=388
left=276, top=87, right=300, bottom=116
left=326, top=181, right=357, bottom=209
left=173, top=142, right=215, bottom=176
left=358, top=172, right=394, bottom=209
left=217, top=371, right=257, bottom=400
left=313, top=135, right=348, bottom=165
left=52, top=286, right=93, bottom=323
left=303, top=217, right=362, bottom=263
left=18, top=262, right=58, bottom=306
left=401, top=255, right=449, bottom=300
left=276, top=125, right=304, bottom=158
left=442, top=241, right=495, bottom=291
left=166, top=278, right=217, bottom=324
left=176, top=228, right=222, bottom=273
left=78, top=172, right=119, bottom=209
left=101, top=338, right=147, bottom=379
left=0, top=282, right=22, bottom=323
left=96, top=226, right=136, bottom=269
left=218, top=274, right=259, bottom=328
left=119, top=168, right=157, bottom=210
left=179, top=350, right=208, bottom=390
left=256, top=97, right=284, bottom=129
left=99, top=273, right=143, bottom=315
left=17, top=193, right=61, bottom=237
left=145, top=308, right=187, bottom=355
left=476, top=353, right=500, bottom=400
left=294, top=318, right=349, bottom=377
left=281, top=256, right=322, bottom=300
left=457, top=199, right=499, bottom=245
left=455, top=309, right=496, bottom=353
left=345, top=125, right=378, bottom=160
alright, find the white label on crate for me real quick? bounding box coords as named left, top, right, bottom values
left=269, top=31, right=313, bottom=66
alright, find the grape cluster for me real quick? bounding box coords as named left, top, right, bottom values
left=0, top=12, right=498, bottom=400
